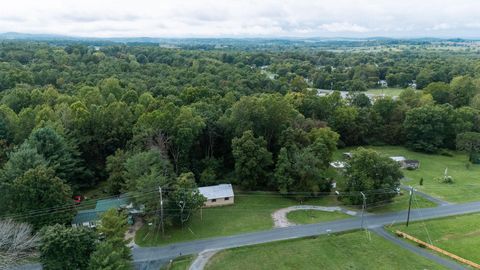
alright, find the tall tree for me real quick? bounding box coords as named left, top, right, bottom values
left=456, top=132, right=480, bottom=163
left=232, top=130, right=272, bottom=189
left=167, top=172, right=206, bottom=227
left=8, top=166, right=74, bottom=229
left=342, top=148, right=403, bottom=205
left=40, top=225, right=97, bottom=270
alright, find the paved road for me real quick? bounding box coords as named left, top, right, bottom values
left=401, top=185, right=451, bottom=206
left=133, top=200, right=480, bottom=268
left=371, top=227, right=466, bottom=270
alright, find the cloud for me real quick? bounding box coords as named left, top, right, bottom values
left=0, top=0, right=480, bottom=37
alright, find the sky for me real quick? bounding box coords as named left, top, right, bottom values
left=1, top=0, right=480, bottom=38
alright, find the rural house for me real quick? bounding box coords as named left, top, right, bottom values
left=198, top=184, right=234, bottom=207
left=72, top=196, right=143, bottom=228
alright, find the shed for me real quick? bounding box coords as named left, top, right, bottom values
left=343, top=152, right=353, bottom=159
left=404, top=160, right=420, bottom=170
left=198, top=184, right=234, bottom=207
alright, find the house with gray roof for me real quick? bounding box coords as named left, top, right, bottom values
left=198, top=184, right=234, bottom=207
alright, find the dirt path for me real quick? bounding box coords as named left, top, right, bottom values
left=125, top=217, right=143, bottom=248
left=189, top=249, right=219, bottom=270
left=272, top=205, right=357, bottom=228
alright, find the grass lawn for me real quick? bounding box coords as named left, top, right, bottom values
left=135, top=193, right=341, bottom=246
left=388, top=213, right=480, bottom=263
left=161, top=255, right=195, bottom=270
left=367, top=192, right=436, bottom=213
left=334, top=146, right=480, bottom=203
left=286, top=210, right=350, bottom=224
left=205, top=230, right=447, bottom=270
left=366, top=88, right=408, bottom=97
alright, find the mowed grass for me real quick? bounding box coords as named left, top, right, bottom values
left=366, top=88, right=408, bottom=97
left=135, top=193, right=341, bottom=246
left=205, top=230, right=447, bottom=270
left=367, top=192, right=436, bottom=213
left=286, top=210, right=351, bottom=224
left=334, top=146, right=480, bottom=203
left=389, top=213, right=480, bottom=263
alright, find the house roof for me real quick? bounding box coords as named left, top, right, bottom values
left=95, top=197, right=128, bottom=212
left=330, top=161, right=346, bottom=169
left=390, top=156, right=406, bottom=162
left=198, top=184, right=234, bottom=200
left=72, top=209, right=99, bottom=224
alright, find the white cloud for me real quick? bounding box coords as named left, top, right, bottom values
left=0, top=0, right=480, bottom=37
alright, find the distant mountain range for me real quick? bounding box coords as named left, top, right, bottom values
left=0, top=32, right=477, bottom=44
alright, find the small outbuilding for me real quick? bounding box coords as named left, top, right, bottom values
left=403, top=160, right=420, bottom=170
left=198, top=184, right=234, bottom=207
left=343, top=152, right=353, bottom=159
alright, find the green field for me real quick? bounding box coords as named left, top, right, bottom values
left=205, top=230, right=447, bottom=270
left=366, top=88, right=408, bottom=97
left=367, top=192, right=436, bottom=213
left=334, top=146, right=480, bottom=203
left=135, top=193, right=340, bottom=246
left=389, top=213, right=480, bottom=263
left=286, top=210, right=351, bottom=224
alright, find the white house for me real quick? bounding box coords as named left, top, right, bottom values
left=198, top=184, right=234, bottom=207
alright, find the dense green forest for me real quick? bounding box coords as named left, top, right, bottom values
left=1, top=40, right=480, bottom=232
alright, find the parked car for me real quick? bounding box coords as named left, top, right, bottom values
left=73, top=195, right=84, bottom=204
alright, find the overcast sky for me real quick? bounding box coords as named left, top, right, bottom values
left=1, top=0, right=480, bottom=38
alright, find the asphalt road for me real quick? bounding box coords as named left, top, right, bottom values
left=133, top=200, right=480, bottom=268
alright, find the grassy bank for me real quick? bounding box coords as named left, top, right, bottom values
left=389, top=213, right=480, bottom=263
left=205, top=230, right=447, bottom=270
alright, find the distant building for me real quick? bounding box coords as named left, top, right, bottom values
left=198, top=184, right=234, bottom=207
left=389, top=156, right=420, bottom=170
left=403, top=160, right=420, bottom=170
left=389, top=156, right=406, bottom=163
left=378, top=80, right=388, bottom=88
left=343, top=152, right=353, bottom=159
left=330, top=161, right=347, bottom=169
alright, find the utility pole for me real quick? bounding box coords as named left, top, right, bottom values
left=406, top=186, right=414, bottom=227
left=360, top=192, right=366, bottom=229
left=159, top=187, right=165, bottom=236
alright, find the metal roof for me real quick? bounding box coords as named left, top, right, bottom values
left=198, top=184, right=234, bottom=200
left=95, top=197, right=128, bottom=212
left=72, top=209, right=99, bottom=224
left=390, top=156, right=406, bottom=162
